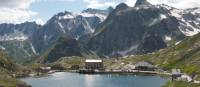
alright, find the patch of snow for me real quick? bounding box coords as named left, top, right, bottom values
left=179, top=28, right=200, bottom=36
left=179, top=21, right=200, bottom=36
left=148, top=14, right=169, bottom=27
left=160, top=14, right=167, bottom=20
left=0, top=46, right=6, bottom=50
left=44, top=34, right=48, bottom=41
left=197, top=18, right=200, bottom=21
left=58, top=22, right=66, bottom=34
left=123, top=55, right=129, bottom=58
left=30, top=43, right=37, bottom=54
left=75, top=36, right=80, bottom=40
left=35, top=18, right=45, bottom=25
left=191, top=8, right=200, bottom=14
left=83, top=18, right=95, bottom=33
left=194, top=80, right=200, bottom=83
left=165, top=35, right=172, bottom=41
left=117, top=45, right=138, bottom=56
left=24, top=49, right=31, bottom=57
left=167, top=7, right=200, bottom=37
left=170, top=9, right=183, bottom=18
left=79, top=13, right=107, bottom=22
left=175, top=41, right=182, bottom=45
left=148, top=18, right=160, bottom=27
left=181, top=74, right=192, bottom=82
left=194, top=21, right=199, bottom=25
left=59, top=14, right=74, bottom=20
left=134, top=7, right=140, bottom=10
left=158, top=4, right=173, bottom=10
left=58, top=12, right=107, bottom=22
left=129, top=55, right=135, bottom=57
left=175, top=12, right=200, bottom=36
left=0, top=32, right=28, bottom=41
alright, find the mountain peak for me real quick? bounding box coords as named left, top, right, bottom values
left=82, top=8, right=111, bottom=15
left=107, top=6, right=114, bottom=13
left=54, top=11, right=73, bottom=18
left=135, top=0, right=151, bottom=7
left=116, top=3, right=129, bottom=11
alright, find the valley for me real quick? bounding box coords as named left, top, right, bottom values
left=0, top=0, right=200, bottom=87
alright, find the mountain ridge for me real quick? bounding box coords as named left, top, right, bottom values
left=0, top=8, right=111, bottom=63
left=88, top=1, right=196, bottom=57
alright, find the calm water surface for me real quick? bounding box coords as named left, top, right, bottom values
left=21, top=72, right=168, bottom=87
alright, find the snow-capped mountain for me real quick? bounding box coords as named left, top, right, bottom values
left=0, top=31, right=28, bottom=41
left=32, top=8, right=112, bottom=54
left=88, top=0, right=200, bottom=57
left=0, top=22, right=41, bottom=62
left=1, top=0, right=200, bottom=62
left=0, top=8, right=111, bottom=62
left=156, top=4, right=200, bottom=36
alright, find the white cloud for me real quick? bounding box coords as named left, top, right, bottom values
left=0, top=0, right=38, bottom=24
left=1, top=0, right=200, bottom=24
left=84, top=0, right=118, bottom=9
left=0, top=0, right=35, bottom=9
left=0, top=8, right=37, bottom=24
left=127, top=0, right=200, bottom=9
left=84, top=0, right=200, bottom=9
left=35, top=0, right=75, bottom=2
left=124, top=0, right=136, bottom=7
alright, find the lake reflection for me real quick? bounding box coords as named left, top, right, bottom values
left=21, top=72, right=168, bottom=87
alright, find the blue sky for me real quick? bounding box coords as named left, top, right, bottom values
left=29, top=0, right=128, bottom=23
left=0, top=0, right=200, bottom=25
left=29, top=0, right=86, bottom=23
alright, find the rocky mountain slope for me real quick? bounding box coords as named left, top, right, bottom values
left=151, top=33, right=200, bottom=79
left=1, top=0, right=200, bottom=63
left=104, top=32, right=200, bottom=87
left=120, top=32, right=200, bottom=82
left=0, top=22, right=41, bottom=63
left=33, top=8, right=111, bottom=54
left=38, top=37, right=94, bottom=63
left=0, top=8, right=111, bottom=63
left=88, top=0, right=200, bottom=57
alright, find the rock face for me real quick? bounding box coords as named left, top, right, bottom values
left=0, top=22, right=41, bottom=62
left=40, top=37, right=82, bottom=63
left=39, top=37, right=91, bottom=63
left=1, top=0, right=200, bottom=62
left=31, top=8, right=111, bottom=55
left=0, top=8, right=111, bottom=63
left=88, top=0, right=200, bottom=57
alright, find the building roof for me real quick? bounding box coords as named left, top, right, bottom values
left=40, top=67, right=51, bottom=70
left=135, top=61, right=154, bottom=67
left=85, top=59, right=102, bottom=62
left=172, top=69, right=181, bottom=75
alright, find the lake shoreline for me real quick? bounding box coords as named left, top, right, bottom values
left=21, top=72, right=168, bottom=87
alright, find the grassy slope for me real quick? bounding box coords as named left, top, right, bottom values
left=31, top=33, right=200, bottom=87
left=0, top=50, right=29, bottom=87
left=163, top=81, right=200, bottom=87
left=116, top=33, right=200, bottom=86
left=92, top=33, right=200, bottom=87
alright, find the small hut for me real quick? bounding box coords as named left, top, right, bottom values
left=39, top=67, right=51, bottom=73
left=172, top=69, right=182, bottom=80
left=135, top=61, right=155, bottom=71
left=85, top=59, right=103, bottom=70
